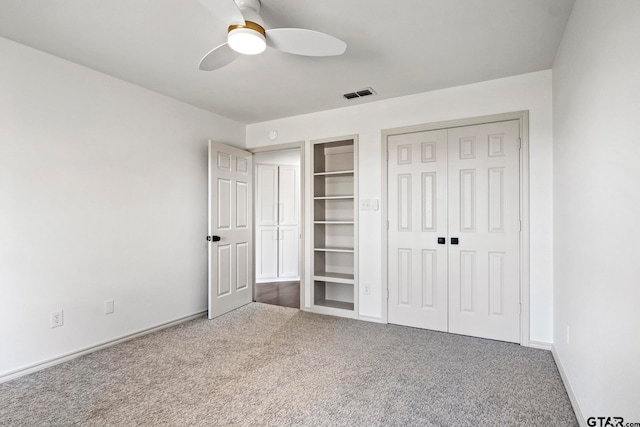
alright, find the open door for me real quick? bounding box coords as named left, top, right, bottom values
left=208, top=141, right=253, bottom=319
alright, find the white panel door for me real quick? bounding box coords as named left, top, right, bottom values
left=447, top=120, right=521, bottom=342
left=388, top=129, right=449, bottom=331
left=278, top=166, right=299, bottom=226
left=278, top=226, right=300, bottom=279
left=255, top=226, right=278, bottom=281
left=208, top=141, right=253, bottom=319
left=256, top=164, right=278, bottom=226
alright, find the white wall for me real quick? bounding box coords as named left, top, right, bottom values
left=0, top=37, right=244, bottom=378
left=253, top=148, right=301, bottom=166
left=247, top=70, right=554, bottom=343
left=552, top=0, right=640, bottom=420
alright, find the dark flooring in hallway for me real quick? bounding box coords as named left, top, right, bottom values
left=254, top=281, right=300, bottom=309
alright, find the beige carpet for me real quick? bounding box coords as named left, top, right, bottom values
left=0, top=303, right=577, bottom=426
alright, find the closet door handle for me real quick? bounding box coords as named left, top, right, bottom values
left=437, top=237, right=446, bottom=244
left=451, top=237, right=459, bottom=245
left=207, top=235, right=221, bottom=242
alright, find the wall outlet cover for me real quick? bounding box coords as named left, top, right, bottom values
left=50, top=310, right=64, bottom=328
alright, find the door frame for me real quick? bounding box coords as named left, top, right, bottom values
left=250, top=142, right=306, bottom=309
left=380, top=111, right=531, bottom=346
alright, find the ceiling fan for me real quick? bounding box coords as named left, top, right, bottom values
left=197, top=0, right=347, bottom=71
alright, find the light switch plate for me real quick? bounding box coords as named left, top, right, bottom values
left=105, top=299, right=115, bottom=315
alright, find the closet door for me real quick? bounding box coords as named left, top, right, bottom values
left=387, top=129, right=449, bottom=331
left=256, top=164, right=278, bottom=226
left=278, top=166, right=299, bottom=226
left=256, top=226, right=278, bottom=281
left=387, top=119, right=521, bottom=343
left=278, top=226, right=300, bottom=278
left=447, top=120, right=521, bottom=343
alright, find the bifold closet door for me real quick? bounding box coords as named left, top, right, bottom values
left=255, top=164, right=300, bottom=282
left=256, top=226, right=278, bottom=280
left=278, top=166, right=299, bottom=226
left=387, top=120, right=521, bottom=343
left=256, top=164, right=278, bottom=226
left=278, top=226, right=300, bottom=278
left=447, top=120, right=521, bottom=343
left=388, top=129, right=449, bottom=331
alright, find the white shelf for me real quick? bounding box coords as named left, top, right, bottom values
left=314, top=196, right=354, bottom=200
left=314, top=272, right=354, bottom=285
left=314, top=247, right=354, bottom=253
left=314, top=221, right=354, bottom=225
left=313, top=299, right=354, bottom=311
left=314, top=170, right=354, bottom=176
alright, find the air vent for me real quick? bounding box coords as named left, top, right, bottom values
left=343, top=87, right=377, bottom=100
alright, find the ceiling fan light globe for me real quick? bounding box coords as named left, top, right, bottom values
left=228, top=28, right=266, bottom=55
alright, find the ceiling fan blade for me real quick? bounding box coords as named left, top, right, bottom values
left=199, top=43, right=240, bottom=71
left=265, top=28, right=347, bottom=57
left=197, top=0, right=245, bottom=26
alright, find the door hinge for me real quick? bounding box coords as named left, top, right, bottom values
left=386, top=151, right=389, bottom=161
left=387, top=219, right=389, bottom=230
left=517, top=138, right=522, bottom=150
left=519, top=303, right=522, bottom=315
left=387, top=288, right=389, bottom=300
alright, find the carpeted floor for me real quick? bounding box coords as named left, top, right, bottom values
left=0, top=303, right=577, bottom=426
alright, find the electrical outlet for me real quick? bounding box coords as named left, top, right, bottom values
left=50, top=310, right=63, bottom=328
left=566, top=324, right=570, bottom=345
left=105, top=299, right=115, bottom=315
left=363, top=284, right=370, bottom=295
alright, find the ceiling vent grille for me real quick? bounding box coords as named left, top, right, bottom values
left=343, top=87, right=377, bottom=100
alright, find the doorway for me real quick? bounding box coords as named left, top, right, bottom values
left=252, top=146, right=303, bottom=309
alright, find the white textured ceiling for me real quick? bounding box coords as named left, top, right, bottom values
left=0, top=0, right=574, bottom=124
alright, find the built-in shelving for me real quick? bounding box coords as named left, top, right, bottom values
left=311, top=137, right=358, bottom=317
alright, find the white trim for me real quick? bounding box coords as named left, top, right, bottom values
left=249, top=141, right=306, bottom=310
left=0, top=310, right=206, bottom=384
left=380, top=111, right=530, bottom=344
left=552, top=345, right=587, bottom=427
left=358, top=314, right=386, bottom=324
left=528, top=340, right=553, bottom=351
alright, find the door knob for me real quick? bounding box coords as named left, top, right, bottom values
left=207, top=235, right=221, bottom=242
left=451, top=237, right=459, bottom=245
left=437, top=237, right=446, bottom=244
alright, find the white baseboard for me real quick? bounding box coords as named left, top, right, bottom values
left=528, top=340, right=553, bottom=351
left=358, top=314, right=386, bottom=324
left=0, top=310, right=207, bottom=384
left=551, top=345, right=587, bottom=427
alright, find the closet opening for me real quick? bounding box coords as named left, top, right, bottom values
left=252, top=146, right=303, bottom=309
